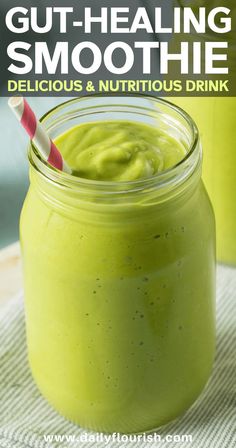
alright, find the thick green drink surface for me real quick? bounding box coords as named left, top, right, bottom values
left=55, top=121, right=187, bottom=181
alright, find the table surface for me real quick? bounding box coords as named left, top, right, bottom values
left=0, top=242, right=22, bottom=307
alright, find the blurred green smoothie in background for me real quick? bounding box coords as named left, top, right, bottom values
left=172, top=0, right=236, bottom=265
left=173, top=97, right=236, bottom=265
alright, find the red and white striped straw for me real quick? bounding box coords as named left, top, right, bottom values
left=8, top=96, right=72, bottom=174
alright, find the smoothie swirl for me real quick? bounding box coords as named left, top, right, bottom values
left=55, top=121, right=187, bottom=182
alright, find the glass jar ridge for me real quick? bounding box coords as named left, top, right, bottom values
left=29, top=95, right=201, bottom=205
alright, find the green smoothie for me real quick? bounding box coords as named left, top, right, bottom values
left=173, top=97, right=236, bottom=264
left=170, top=0, right=236, bottom=264
left=55, top=121, right=187, bottom=181
left=21, top=105, right=215, bottom=433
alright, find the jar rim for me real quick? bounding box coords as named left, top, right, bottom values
left=29, top=94, right=200, bottom=195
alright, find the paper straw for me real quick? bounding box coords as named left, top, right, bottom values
left=8, top=96, right=72, bottom=174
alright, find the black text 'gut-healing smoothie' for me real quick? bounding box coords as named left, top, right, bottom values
left=21, top=97, right=215, bottom=434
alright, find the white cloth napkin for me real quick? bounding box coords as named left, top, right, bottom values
left=0, top=264, right=235, bottom=448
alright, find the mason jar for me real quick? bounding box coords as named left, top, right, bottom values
left=20, top=96, right=216, bottom=434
